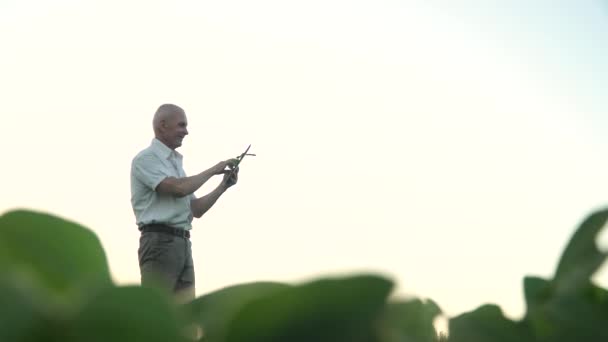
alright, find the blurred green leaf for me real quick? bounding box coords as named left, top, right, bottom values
left=184, top=281, right=289, bottom=342
left=224, top=274, right=393, bottom=342
left=449, top=304, right=534, bottom=342
left=524, top=276, right=552, bottom=309
left=523, top=276, right=554, bottom=338
left=0, top=276, right=47, bottom=342
left=523, top=276, right=608, bottom=342
left=540, top=289, right=608, bottom=342
left=0, top=210, right=112, bottom=303
left=518, top=209, right=608, bottom=341
left=68, top=286, right=186, bottom=342
left=378, top=298, right=442, bottom=342
left=553, top=208, right=608, bottom=295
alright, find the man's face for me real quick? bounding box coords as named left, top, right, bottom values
left=161, top=111, right=189, bottom=149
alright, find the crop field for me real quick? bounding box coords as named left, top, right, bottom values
left=1, top=209, right=607, bottom=341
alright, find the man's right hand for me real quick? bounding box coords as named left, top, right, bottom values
left=213, top=159, right=239, bottom=175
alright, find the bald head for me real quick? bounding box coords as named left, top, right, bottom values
left=153, top=104, right=185, bottom=134
left=153, top=104, right=189, bottom=149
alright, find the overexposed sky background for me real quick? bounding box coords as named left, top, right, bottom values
left=2, top=0, right=608, bottom=321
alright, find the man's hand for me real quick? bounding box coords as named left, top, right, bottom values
left=222, top=167, right=239, bottom=188
left=213, top=158, right=239, bottom=175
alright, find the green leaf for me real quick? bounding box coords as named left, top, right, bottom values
left=523, top=276, right=554, bottom=338
left=522, top=209, right=608, bottom=341
left=0, top=276, right=47, bottom=342
left=536, top=290, right=608, bottom=342
left=224, top=274, right=393, bottom=342
left=523, top=277, right=608, bottom=342
left=183, top=281, right=289, bottom=342
left=69, top=286, right=186, bottom=342
left=378, top=298, right=442, bottom=342
left=524, top=276, right=552, bottom=309
left=449, top=304, right=534, bottom=342
left=553, top=208, right=608, bottom=294
left=0, top=210, right=112, bottom=302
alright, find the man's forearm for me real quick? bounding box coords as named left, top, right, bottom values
left=178, top=169, right=216, bottom=195
left=156, top=167, right=217, bottom=197
left=191, top=184, right=227, bottom=218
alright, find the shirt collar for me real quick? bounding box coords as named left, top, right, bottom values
left=151, top=138, right=182, bottom=160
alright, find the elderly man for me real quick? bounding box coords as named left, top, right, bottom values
left=130, top=103, right=238, bottom=301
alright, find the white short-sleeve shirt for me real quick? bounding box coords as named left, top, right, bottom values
left=130, top=138, right=195, bottom=230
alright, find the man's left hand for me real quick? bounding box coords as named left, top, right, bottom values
left=223, top=167, right=239, bottom=188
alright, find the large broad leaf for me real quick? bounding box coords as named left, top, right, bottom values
left=183, top=281, right=290, bottom=342
left=68, top=286, right=186, bottom=342
left=553, top=208, right=608, bottom=295
left=378, top=298, right=442, bottom=342
left=521, top=209, right=608, bottom=341
left=224, top=274, right=393, bottom=342
left=523, top=276, right=608, bottom=342
left=0, top=276, right=48, bottom=342
left=0, top=210, right=112, bottom=302
left=449, top=304, right=534, bottom=342
left=538, top=288, right=608, bottom=342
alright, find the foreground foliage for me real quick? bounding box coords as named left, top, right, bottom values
left=0, top=208, right=607, bottom=341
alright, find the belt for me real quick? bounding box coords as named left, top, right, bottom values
left=139, top=224, right=190, bottom=239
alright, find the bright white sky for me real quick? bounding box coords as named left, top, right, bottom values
left=2, top=0, right=608, bottom=322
